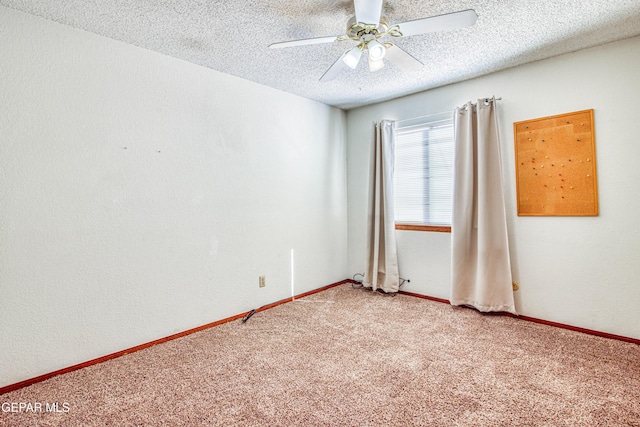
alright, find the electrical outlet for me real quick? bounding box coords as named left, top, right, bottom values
left=259, top=276, right=266, bottom=288
left=512, top=282, right=520, bottom=291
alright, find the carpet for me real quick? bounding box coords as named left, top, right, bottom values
left=1, top=283, right=639, bottom=426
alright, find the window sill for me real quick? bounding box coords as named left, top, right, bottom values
left=395, top=224, right=451, bottom=233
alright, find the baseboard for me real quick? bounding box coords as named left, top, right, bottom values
left=398, top=289, right=450, bottom=305
left=513, top=314, right=640, bottom=345
left=0, top=279, right=349, bottom=395
left=397, top=287, right=640, bottom=346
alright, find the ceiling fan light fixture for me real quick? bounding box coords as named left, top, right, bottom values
left=270, top=2, right=478, bottom=82
left=369, top=57, right=385, bottom=72
left=367, top=39, right=386, bottom=61
left=343, top=46, right=363, bottom=69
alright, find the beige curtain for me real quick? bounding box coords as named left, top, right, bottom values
left=363, top=120, right=400, bottom=293
left=450, top=99, right=516, bottom=314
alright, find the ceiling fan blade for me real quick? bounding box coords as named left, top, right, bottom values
left=384, top=44, right=423, bottom=72
left=396, top=9, right=478, bottom=37
left=319, top=53, right=350, bottom=82
left=269, top=35, right=339, bottom=49
left=353, top=0, right=383, bottom=24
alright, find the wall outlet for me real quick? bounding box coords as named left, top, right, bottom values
left=259, top=276, right=266, bottom=288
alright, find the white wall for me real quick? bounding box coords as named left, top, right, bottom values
left=347, top=36, right=640, bottom=340
left=0, top=6, right=347, bottom=388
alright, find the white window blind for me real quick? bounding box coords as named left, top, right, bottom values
left=394, top=113, right=454, bottom=226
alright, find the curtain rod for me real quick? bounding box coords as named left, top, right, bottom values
left=395, top=97, right=502, bottom=125
left=395, top=110, right=452, bottom=125
left=460, top=97, right=503, bottom=110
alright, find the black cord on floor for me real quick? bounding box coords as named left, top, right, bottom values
left=352, top=273, right=409, bottom=290
left=243, top=274, right=411, bottom=323
left=241, top=309, right=257, bottom=324
left=352, top=273, right=364, bottom=288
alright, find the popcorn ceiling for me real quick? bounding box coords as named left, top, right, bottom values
left=2, top=0, right=640, bottom=109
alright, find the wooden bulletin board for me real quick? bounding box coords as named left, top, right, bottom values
left=514, top=110, right=598, bottom=216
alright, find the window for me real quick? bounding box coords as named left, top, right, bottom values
left=393, top=113, right=454, bottom=232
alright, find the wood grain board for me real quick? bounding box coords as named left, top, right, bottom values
left=514, top=110, right=598, bottom=216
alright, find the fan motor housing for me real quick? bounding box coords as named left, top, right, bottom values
left=345, top=16, right=388, bottom=40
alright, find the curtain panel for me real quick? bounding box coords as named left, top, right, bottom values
left=363, top=120, right=400, bottom=293
left=450, top=99, right=516, bottom=314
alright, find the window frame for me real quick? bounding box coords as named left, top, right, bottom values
left=393, top=113, right=454, bottom=233
left=395, top=224, right=451, bottom=233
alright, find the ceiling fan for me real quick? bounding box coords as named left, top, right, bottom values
left=269, top=0, right=477, bottom=82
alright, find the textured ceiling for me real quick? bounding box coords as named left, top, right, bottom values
left=3, top=0, right=640, bottom=109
